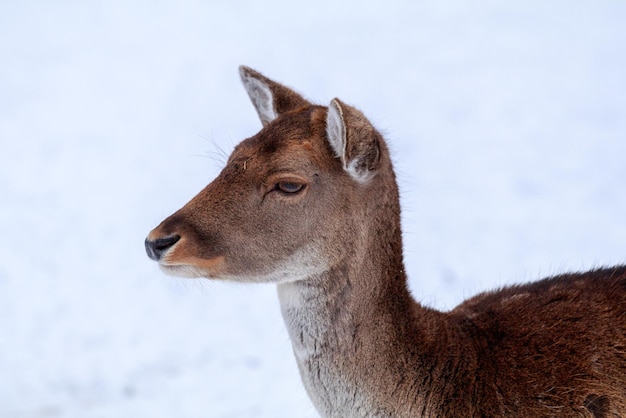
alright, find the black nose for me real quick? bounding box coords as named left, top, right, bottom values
left=145, top=235, right=181, bottom=261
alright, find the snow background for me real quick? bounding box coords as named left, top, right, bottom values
left=1, top=1, right=625, bottom=417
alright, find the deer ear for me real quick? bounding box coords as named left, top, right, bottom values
left=326, top=99, right=381, bottom=183
left=239, top=66, right=311, bottom=126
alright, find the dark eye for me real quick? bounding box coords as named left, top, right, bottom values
left=276, top=181, right=305, bottom=194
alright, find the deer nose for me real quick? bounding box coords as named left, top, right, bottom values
left=145, top=235, right=181, bottom=261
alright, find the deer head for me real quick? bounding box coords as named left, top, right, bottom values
left=145, top=66, right=392, bottom=284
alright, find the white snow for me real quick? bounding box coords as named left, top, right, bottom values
left=1, top=1, right=625, bottom=417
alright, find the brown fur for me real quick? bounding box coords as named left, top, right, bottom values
left=146, top=67, right=626, bottom=417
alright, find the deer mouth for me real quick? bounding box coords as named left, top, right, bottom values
left=158, top=255, right=227, bottom=279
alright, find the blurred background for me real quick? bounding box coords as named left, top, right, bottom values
left=1, top=1, right=625, bottom=416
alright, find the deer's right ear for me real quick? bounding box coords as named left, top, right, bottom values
left=326, top=99, right=381, bottom=183
left=239, top=66, right=311, bottom=127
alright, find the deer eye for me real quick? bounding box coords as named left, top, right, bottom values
left=276, top=181, right=305, bottom=194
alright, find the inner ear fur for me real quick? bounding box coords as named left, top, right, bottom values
left=327, top=98, right=381, bottom=182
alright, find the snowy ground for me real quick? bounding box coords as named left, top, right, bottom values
left=1, top=1, right=625, bottom=417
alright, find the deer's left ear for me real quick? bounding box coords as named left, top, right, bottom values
left=326, top=98, right=381, bottom=183
left=239, top=66, right=312, bottom=126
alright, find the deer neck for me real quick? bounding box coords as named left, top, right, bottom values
left=277, top=193, right=452, bottom=416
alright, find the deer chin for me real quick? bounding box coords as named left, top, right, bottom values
left=232, top=248, right=330, bottom=284
left=158, top=263, right=207, bottom=278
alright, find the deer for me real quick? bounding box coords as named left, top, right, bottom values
left=145, top=66, right=626, bottom=417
